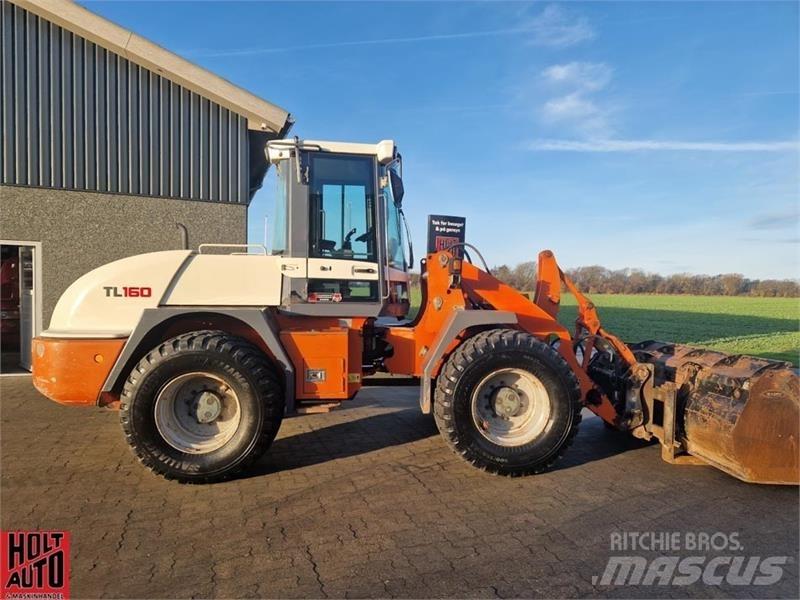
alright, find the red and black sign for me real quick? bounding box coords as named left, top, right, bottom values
left=1, top=531, right=70, bottom=600
left=427, top=215, right=466, bottom=258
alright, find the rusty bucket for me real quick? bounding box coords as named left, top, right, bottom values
left=633, top=342, right=799, bottom=485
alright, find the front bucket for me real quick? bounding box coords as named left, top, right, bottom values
left=632, top=342, right=799, bottom=485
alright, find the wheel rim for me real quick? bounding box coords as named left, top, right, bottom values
left=470, top=368, right=551, bottom=447
left=154, top=372, right=242, bottom=454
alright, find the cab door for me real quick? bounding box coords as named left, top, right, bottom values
left=307, top=153, right=381, bottom=304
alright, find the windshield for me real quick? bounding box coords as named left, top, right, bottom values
left=383, top=164, right=406, bottom=270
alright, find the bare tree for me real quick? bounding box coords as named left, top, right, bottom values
left=488, top=262, right=799, bottom=297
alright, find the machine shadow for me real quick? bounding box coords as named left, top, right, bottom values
left=240, top=407, right=439, bottom=478
left=552, top=413, right=655, bottom=473
left=238, top=400, right=652, bottom=480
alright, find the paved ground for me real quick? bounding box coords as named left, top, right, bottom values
left=1, top=376, right=798, bottom=599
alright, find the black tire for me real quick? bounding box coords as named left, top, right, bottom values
left=120, top=330, right=284, bottom=483
left=433, top=328, right=582, bottom=476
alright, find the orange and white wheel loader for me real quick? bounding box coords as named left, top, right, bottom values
left=31, top=139, right=799, bottom=484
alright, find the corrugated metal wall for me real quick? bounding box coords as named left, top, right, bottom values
left=0, top=0, right=250, bottom=203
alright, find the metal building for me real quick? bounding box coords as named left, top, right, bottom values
left=0, top=0, right=291, bottom=372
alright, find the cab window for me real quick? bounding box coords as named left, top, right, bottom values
left=270, top=162, right=289, bottom=255
left=309, top=154, right=377, bottom=261
left=382, top=165, right=406, bottom=269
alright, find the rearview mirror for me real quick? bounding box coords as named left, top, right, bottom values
left=389, top=170, right=404, bottom=207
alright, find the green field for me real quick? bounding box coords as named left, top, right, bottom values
left=409, top=290, right=799, bottom=365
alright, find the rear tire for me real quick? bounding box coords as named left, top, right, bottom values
left=120, top=330, right=283, bottom=483
left=433, top=329, right=581, bottom=475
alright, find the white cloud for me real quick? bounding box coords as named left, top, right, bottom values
left=527, top=139, right=800, bottom=152
left=188, top=27, right=537, bottom=57
left=526, top=5, right=595, bottom=48
left=542, top=93, right=601, bottom=121
left=542, top=92, right=609, bottom=136
left=538, top=62, right=614, bottom=137
left=542, top=62, right=613, bottom=91
left=531, top=32, right=798, bottom=155
left=186, top=4, right=595, bottom=59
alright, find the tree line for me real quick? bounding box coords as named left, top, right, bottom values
left=487, top=262, right=799, bottom=298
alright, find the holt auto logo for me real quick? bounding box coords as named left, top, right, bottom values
left=1, top=531, right=70, bottom=600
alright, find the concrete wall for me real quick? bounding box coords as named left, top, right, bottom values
left=0, top=185, right=246, bottom=325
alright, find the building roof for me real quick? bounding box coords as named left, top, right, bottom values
left=10, top=0, right=292, bottom=134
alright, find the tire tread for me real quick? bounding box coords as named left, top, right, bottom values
left=119, top=330, right=282, bottom=484
left=433, top=328, right=582, bottom=476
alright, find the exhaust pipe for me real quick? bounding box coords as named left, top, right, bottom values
left=176, top=222, right=189, bottom=250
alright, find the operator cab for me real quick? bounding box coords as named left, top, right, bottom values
left=266, top=139, right=413, bottom=317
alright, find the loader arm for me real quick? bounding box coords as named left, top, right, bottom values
left=456, top=258, right=621, bottom=423
left=395, top=248, right=798, bottom=485
left=533, top=250, right=638, bottom=368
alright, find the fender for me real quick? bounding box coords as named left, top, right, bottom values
left=102, top=307, right=296, bottom=413
left=419, top=310, right=518, bottom=413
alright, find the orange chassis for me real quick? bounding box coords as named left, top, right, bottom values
left=380, top=249, right=632, bottom=425
left=34, top=249, right=633, bottom=429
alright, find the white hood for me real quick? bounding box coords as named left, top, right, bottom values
left=45, top=250, right=192, bottom=337
left=43, top=250, right=306, bottom=338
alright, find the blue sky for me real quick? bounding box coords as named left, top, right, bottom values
left=84, top=1, right=799, bottom=279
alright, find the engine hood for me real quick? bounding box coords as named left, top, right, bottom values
left=44, top=250, right=192, bottom=337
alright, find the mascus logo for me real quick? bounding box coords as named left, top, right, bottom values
left=103, top=286, right=152, bottom=298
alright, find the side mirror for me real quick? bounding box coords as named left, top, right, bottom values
left=389, top=170, right=404, bottom=207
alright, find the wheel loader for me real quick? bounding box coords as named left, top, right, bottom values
left=31, top=138, right=799, bottom=485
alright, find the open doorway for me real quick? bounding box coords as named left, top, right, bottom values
left=1, top=242, right=42, bottom=375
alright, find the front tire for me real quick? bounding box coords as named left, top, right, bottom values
left=433, top=329, right=581, bottom=475
left=120, top=330, right=284, bottom=483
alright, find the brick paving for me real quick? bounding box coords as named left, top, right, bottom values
left=1, top=376, right=798, bottom=599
